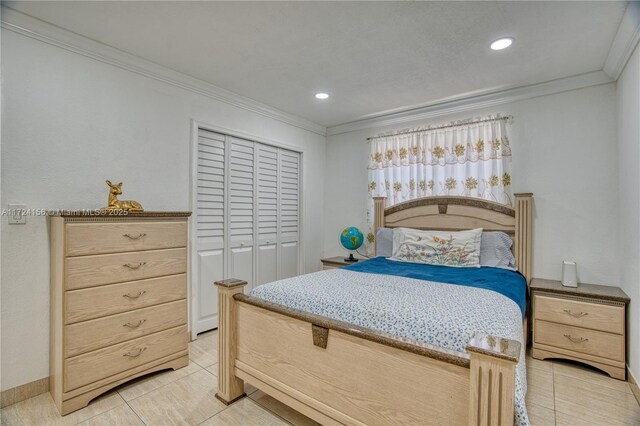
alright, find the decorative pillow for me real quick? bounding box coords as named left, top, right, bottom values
left=479, top=231, right=517, bottom=270
left=390, top=227, right=482, bottom=267
left=376, top=227, right=394, bottom=257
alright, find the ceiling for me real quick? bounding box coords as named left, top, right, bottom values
left=4, top=1, right=628, bottom=128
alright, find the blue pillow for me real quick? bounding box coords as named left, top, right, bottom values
left=480, top=231, right=517, bottom=270
left=376, top=227, right=393, bottom=257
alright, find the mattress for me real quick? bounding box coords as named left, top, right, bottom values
left=250, top=258, right=529, bottom=425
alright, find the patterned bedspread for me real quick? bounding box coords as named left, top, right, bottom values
left=250, top=268, right=529, bottom=425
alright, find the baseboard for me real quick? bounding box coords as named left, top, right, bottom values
left=1, top=377, right=49, bottom=408
left=629, top=367, right=640, bottom=406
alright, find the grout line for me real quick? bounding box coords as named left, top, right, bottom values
left=201, top=368, right=217, bottom=378
left=551, top=362, right=640, bottom=425
left=551, top=406, right=601, bottom=426
left=553, top=368, right=632, bottom=395
left=125, top=399, right=148, bottom=426
left=551, top=361, right=557, bottom=426
left=124, top=366, right=220, bottom=425
left=114, top=365, right=203, bottom=402
left=189, top=358, right=217, bottom=370
left=195, top=405, right=232, bottom=426
left=552, top=361, right=564, bottom=426
left=193, top=374, right=263, bottom=425
left=248, top=392, right=300, bottom=425
left=70, top=392, right=127, bottom=426
left=125, top=367, right=205, bottom=404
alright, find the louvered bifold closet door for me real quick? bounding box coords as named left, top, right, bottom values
left=228, top=137, right=255, bottom=290
left=279, top=149, right=300, bottom=279
left=194, top=129, right=226, bottom=333
left=256, top=144, right=279, bottom=285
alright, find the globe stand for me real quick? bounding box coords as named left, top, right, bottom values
left=344, top=253, right=358, bottom=262
left=340, top=226, right=363, bottom=263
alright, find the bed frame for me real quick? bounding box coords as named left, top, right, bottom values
left=215, top=193, right=533, bottom=425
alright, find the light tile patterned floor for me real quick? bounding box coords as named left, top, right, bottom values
left=1, top=330, right=638, bottom=425
left=526, top=354, right=640, bottom=425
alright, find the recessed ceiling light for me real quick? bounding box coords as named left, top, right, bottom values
left=490, top=37, right=513, bottom=51
left=315, top=92, right=329, bottom=100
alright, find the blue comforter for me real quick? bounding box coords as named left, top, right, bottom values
left=344, top=256, right=528, bottom=317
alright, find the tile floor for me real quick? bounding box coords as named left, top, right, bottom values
left=1, top=330, right=639, bottom=425
left=526, top=355, right=640, bottom=425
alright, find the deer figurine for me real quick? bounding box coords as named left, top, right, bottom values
left=105, top=180, right=144, bottom=212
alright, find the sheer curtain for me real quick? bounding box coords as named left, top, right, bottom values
left=366, top=116, right=513, bottom=254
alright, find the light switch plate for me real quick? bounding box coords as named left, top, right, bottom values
left=8, top=204, right=26, bottom=224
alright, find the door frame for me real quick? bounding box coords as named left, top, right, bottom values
left=189, top=119, right=305, bottom=340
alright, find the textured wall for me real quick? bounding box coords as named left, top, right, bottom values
left=617, top=44, right=640, bottom=382
left=324, top=83, right=619, bottom=287
left=1, top=29, right=326, bottom=390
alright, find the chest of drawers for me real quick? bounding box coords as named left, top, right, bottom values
left=49, top=212, right=191, bottom=415
left=531, top=278, right=630, bottom=380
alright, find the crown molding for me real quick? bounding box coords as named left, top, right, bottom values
left=604, top=1, right=640, bottom=80
left=327, top=70, right=613, bottom=136
left=2, top=5, right=630, bottom=139
left=0, top=7, right=327, bottom=137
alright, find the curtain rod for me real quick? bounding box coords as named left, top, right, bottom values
left=366, top=115, right=513, bottom=141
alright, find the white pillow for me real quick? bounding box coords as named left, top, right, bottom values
left=390, top=227, right=482, bottom=267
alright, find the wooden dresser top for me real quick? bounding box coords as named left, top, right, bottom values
left=49, top=210, right=191, bottom=218
left=531, top=278, right=630, bottom=303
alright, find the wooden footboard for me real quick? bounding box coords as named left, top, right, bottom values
left=215, top=279, right=521, bottom=426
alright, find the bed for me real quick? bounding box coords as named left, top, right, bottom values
left=214, top=193, right=533, bottom=426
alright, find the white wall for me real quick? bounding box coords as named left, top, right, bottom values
left=0, top=29, right=326, bottom=390
left=324, top=83, right=619, bottom=287
left=617, top=43, right=640, bottom=381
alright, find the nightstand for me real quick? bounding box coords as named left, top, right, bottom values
left=321, top=256, right=362, bottom=270
left=530, top=278, right=630, bottom=380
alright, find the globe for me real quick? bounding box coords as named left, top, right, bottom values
left=340, top=226, right=363, bottom=262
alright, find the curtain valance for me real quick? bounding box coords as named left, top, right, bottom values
left=366, top=116, right=513, bottom=252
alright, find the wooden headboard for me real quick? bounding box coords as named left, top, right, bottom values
left=373, top=193, right=533, bottom=283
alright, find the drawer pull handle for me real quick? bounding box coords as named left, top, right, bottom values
left=123, top=319, right=146, bottom=328
left=123, top=233, right=147, bottom=240
left=564, top=334, right=589, bottom=344
left=123, top=262, right=146, bottom=270
left=563, top=309, right=588, bottom=318
left=123, top=347, right=147, bottom=358
left=123, top=290, right=146, bottom=299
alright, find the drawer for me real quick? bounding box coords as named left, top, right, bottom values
left=534, top=294, right=624, bottom=334
left=66, top=221, right=187, bottom=256
left=65, top=300, right=187, bottom=357
left=64, top=325, right=188, bottom=392
left=534, top=320, right=624, bottom=362
left=322, top=265, right=339, bottom=270
left=66, top=248, right=187, bottom=290
left=66, top=274, right=186, bottom=323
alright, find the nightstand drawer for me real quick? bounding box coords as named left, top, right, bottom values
left=534, top=294, right=624, bottom=334
left=534, top=320, right=624, bottom=362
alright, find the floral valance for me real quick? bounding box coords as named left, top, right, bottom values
left=365, top=116, right=513, bottom=252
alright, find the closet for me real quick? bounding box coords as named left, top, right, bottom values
left=192, top=129, right=300, bottom=335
